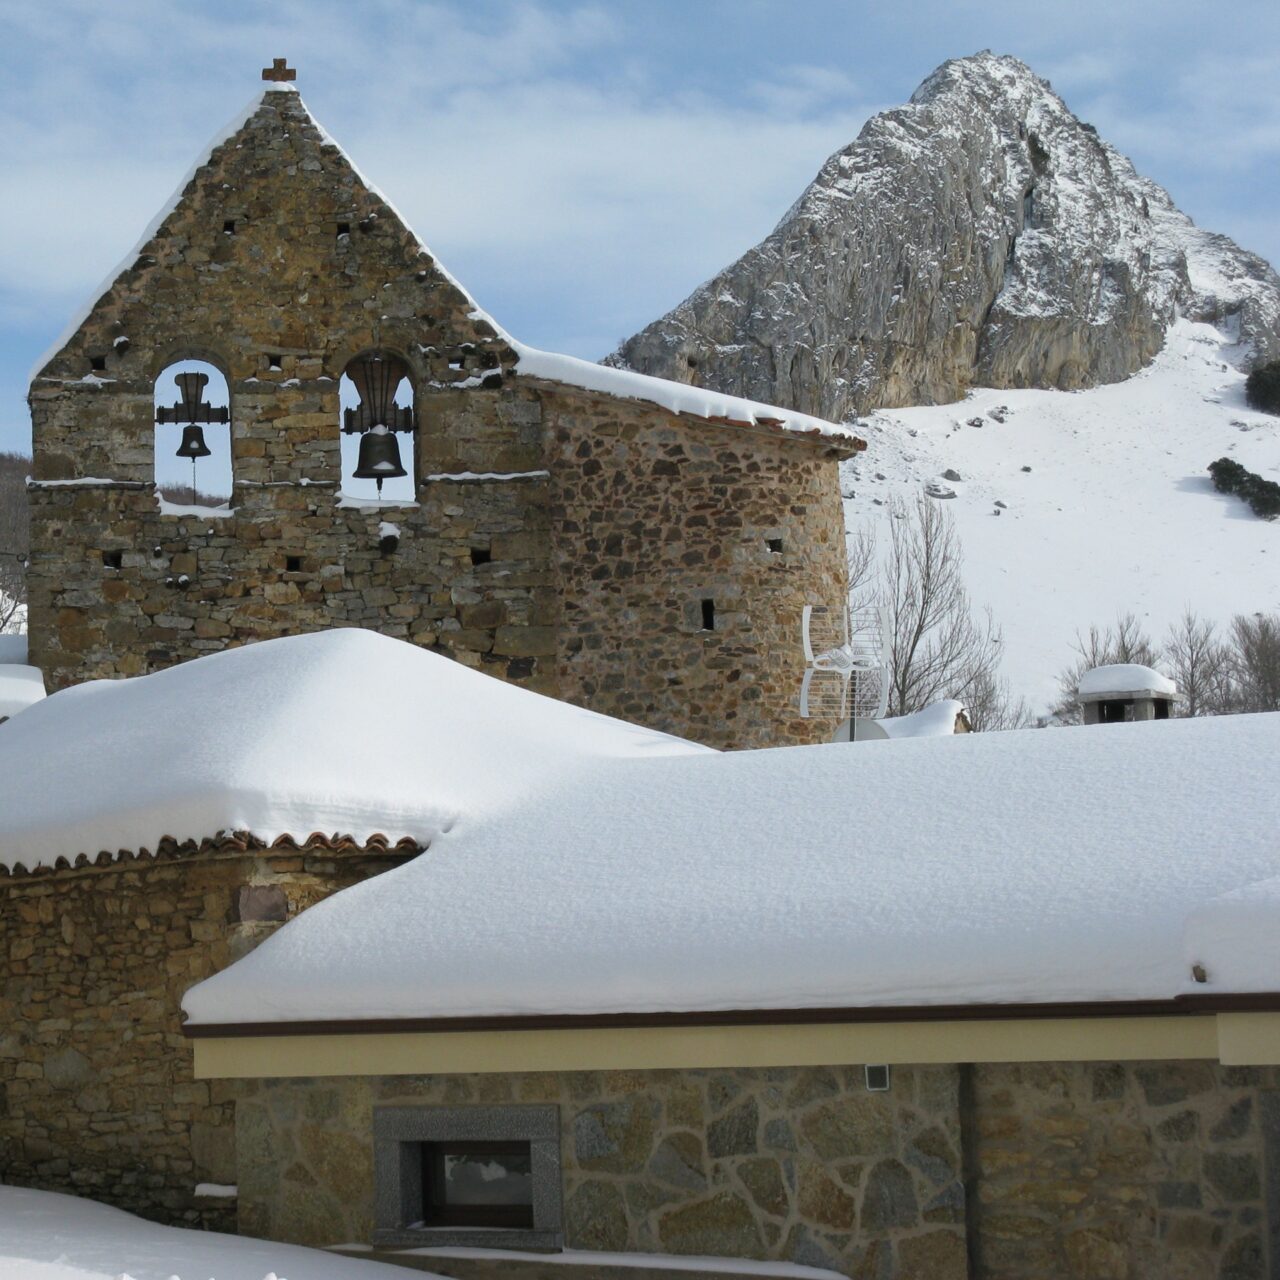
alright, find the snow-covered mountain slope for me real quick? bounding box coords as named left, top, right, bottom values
left=612, top=52, right=1280, bottom=421
left=845, top=319, right=1280, bottom=713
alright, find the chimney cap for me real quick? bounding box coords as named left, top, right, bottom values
left=1076, top=663, right=1178, bottom=703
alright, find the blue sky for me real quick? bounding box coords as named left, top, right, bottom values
left=2, top=0, right=1278, bottom=455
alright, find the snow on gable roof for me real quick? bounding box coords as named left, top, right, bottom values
left=183, top=710, right=1280, bottom=1027
left=31, top=85, right=862, bottom=451
left=28, top=89, right=295, bottom=386
left=0, top=629, right=708, bottom=873
left=507, top=341, right=864, bottom=447
left=1077, top=663, right=1177, bottom=699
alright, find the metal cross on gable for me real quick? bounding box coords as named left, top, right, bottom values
left=262, top=58, right=296, bottom=82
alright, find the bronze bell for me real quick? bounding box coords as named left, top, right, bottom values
left=174, top=424, right=212, bottom=459
left=352, top=425, right=407, bottom=492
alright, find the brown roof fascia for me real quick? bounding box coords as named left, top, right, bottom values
left=181, top=991, right=1280, bottom=1040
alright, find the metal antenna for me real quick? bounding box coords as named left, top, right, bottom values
left=799, top=603, right=888, bottom=741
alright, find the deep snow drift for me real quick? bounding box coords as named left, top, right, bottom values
left=0, top=628, right=707, bottom=871
left=184, top=689, right=1280, bottom=1024
left=846, top=320, right=1280, bottom=712
left=0, top=1184, right=437, bottom=1280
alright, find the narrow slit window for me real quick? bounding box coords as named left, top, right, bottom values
left=701, top=599, right=716, bottom=631
left=223, top=219, right=236, bottom=235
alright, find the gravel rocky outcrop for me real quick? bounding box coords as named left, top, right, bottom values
left=611, top=52, right=1280, bottom=420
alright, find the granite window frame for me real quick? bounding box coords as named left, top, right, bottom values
left=372, top=1103, right=562, bottom=1250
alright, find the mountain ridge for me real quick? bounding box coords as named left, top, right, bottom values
left=610, top=52, right=1280, bottom=421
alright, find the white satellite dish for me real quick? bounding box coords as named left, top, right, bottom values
left=800, top=604, right=889, bottom=737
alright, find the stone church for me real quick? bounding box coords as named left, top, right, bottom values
left=25, top=63, right=862, bottom=753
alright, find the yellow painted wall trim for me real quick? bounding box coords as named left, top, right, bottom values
left=1216, top=1013, right=1280, bottom=1065
left=191, top=1013, right=1237, bottom=1080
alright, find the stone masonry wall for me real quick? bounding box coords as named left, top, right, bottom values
left=543, top=386, right=849, bottom=748
left=26, top=86, right=851, bottom=751
left=233, top=1058, right=1280, bottom=1279
left=0, top=845, right=408, bottom=1228
left=235, top=1065, right=966, bottom=1279
left=970, top=1061, right=1277, bottom=1280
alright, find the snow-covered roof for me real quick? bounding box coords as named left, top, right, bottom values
left=833, top=699, right=967, bottom=742
left=173, top=643, right=1280, bottom=1023
left=0, top=665, right=45, bottom=722
left=878, top=699, right=967, bottom=738
left=1077, top=663, right=1177, bottom=699
left=509, top=340, right=862, bottom=447
left=30, top=87, right=862, bottom=451
left=0, top=630, right=707, bottom=872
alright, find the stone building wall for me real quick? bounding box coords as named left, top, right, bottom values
left=542, top=387, right=849, bottom=748
left=0, top=841, right=410, bottom=1228
left=26, top=85, right=851, bottom=750
left=226, top=1058, right=1280, bottom=1279
left=234, top=1065, right=967, bottom=1279
left=969, top=1061, right=1277, bottom=1280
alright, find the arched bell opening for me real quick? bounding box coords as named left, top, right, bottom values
left=338, top=351, right=416, bottom=503
left=153, top=359, right=232, bottom=508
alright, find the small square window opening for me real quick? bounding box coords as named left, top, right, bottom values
left=766, top=538, right=784, bottom=554
left=470, top=547, right=491, bottom=566
left=101, top=550, right=123, bottom=570
left=285, top=555, right=302, bottom=573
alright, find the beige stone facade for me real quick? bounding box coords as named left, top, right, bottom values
left=25, top=86, right=853, bottom=751
left=234, top=1065, right=966, bottom=1279
left=220, top=1059, right=1279, bottom=1279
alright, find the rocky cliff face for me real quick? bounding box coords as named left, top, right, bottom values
left=611, top=53, right=1280, bottom=420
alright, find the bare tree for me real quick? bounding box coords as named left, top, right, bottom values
left=1229, top=613, right=1280, bottom=712
left=876, top=496, right=1025, bottom=727
left=846, top=523, right=877, bottom=611
left=0, top=451, right=28, bottom=634
left=1162, top=610, right=1232, bottom=717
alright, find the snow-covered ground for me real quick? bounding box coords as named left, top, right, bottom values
left=845, top=319, right=1280, bottom=713
left=0, top=1185, right=436, bottom=1280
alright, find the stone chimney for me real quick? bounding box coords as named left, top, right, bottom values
left=1076, top=663, right=1179, bottom=724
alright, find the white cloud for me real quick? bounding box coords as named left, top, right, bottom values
left=0, top=1, right=878, bottom=364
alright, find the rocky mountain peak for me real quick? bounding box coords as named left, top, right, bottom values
left=611, top=52, right=1280, bottom=420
